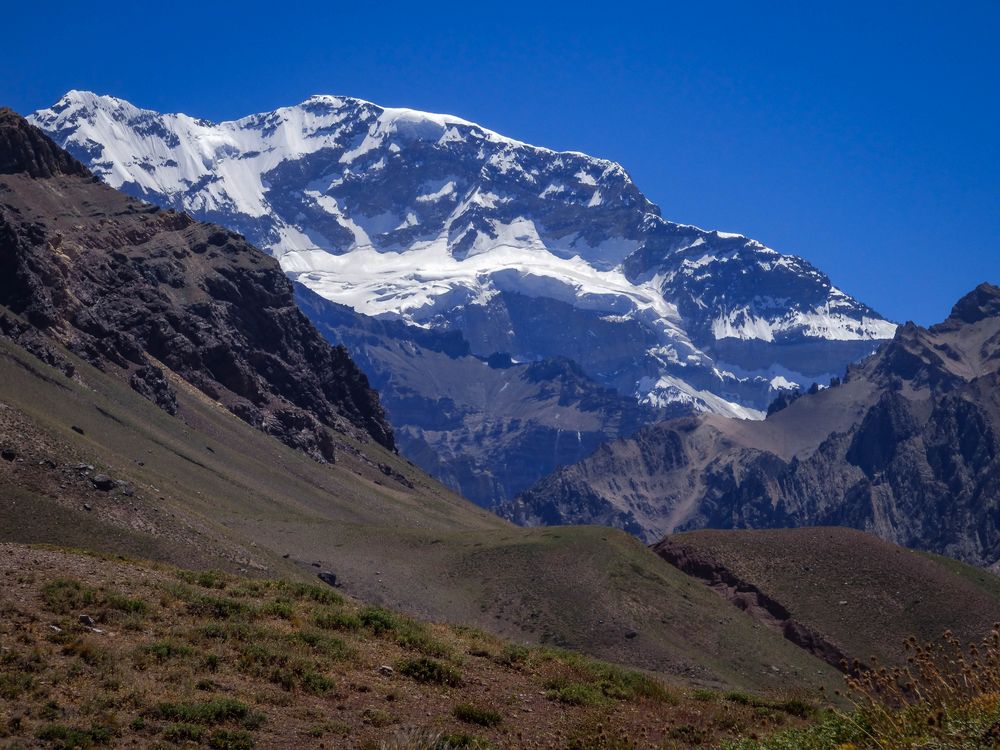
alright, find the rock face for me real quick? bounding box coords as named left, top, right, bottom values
left=0, top=109, right=393, bottom=460
left=296, top=283, right=664, bottom=506
left=31, top=91, right=895, bottom=420
left=508, top=284, right=1000, bottom=568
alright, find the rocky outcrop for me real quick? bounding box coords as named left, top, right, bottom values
left=656, top=539, right=851, bottom=670
left=0, top=109, right=393, bottom=460
left=0, top=107, right=91, bottom=179
left=510, top=284, right=1000, bottom=568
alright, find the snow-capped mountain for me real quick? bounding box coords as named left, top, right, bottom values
left=31, top=90, right=895, bottom=418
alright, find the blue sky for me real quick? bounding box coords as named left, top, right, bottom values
left=4, top=1, right=997, bottom=324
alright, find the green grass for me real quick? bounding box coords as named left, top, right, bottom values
left=35, top=723, right=115, bottom=749
left=141, top=640, right=194, bottom=662
left=396, top=656, right=462, bottom=686
left=453, top=703, right=502, bottom=727
left=41, top=579, right=96, bottom=614
left=187, top=594, right=256, bottom=620
left=0, top=672, right=35, bottom=699
left=544, top=678, right=606, bottom=706
left=146, top=698, right=265, bottom=730
left=280, top=581, right=343, bottom=605
left=313, top=608, right=361, bottom=631
left=207, top=728, right=255, bottom=749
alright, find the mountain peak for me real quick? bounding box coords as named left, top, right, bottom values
left=946, top=282, right=1000, bottom=325
left=0, top=108, right=90, bottom=179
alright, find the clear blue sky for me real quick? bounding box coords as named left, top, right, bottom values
left=4, top=1, right=997, bottom=324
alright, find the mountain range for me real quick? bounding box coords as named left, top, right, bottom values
left=2, top=97, right=1000, bottom=749
left=509, top=283, right=1000, bottom=569
left=30, top=91, right=896, bottom=507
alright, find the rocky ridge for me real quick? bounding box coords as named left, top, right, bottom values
left=508, top=284, right=1000, bottom=568
left=0, top=108, right=393, bottom=460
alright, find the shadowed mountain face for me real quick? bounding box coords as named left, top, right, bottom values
left=508, top=284, right=1000, bottom=568
left=0, top=108, right=393, bottom=459
left=295, top=283, right=669, bottom=506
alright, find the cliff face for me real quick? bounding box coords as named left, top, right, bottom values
left=0, top=109, right=393, bottom=459
left=509, top=284, right=1000, bottom=568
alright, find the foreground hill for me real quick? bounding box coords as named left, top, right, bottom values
left=0, top=109, right=844, bottom=691
left=509, top=284, right=1000, bottom=568
left=0, top=543, right=839, bottom=750
left=655, top=528, right=1000, bottom=670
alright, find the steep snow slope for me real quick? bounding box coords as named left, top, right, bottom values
left=31, top=91, right=895, bottom=417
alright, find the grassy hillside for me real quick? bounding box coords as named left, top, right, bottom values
left=655, top=528, right=1000, bottom=669
left=0, top=329, right=841, bottom=692
left=0, top=543, right=827, bottom=750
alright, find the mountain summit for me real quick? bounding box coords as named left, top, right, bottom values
left=31, top=91, right=895, bottom=419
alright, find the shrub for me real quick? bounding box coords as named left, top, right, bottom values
left=141, top=640, right=194, bottom=662
left=359, top=606, right=400, bottom=634
left=453, top=703, right=502, bottom=727
left=163, top=723, right=204, bottom=743
left=293, top=630, right=353, bottom=660
left=35, top=723, right=114, bottom=749
left=493, top=643, right=530, bottom=668
left=582, top=662, right=677, bottom=703
left=260, top=600, right=294, bottom=620
left=543, top=678, right=604, bottom=706
left=62, top=638, right=109, bottom=667
left=0, top=673, right=35, bottom=700
left=283, top=581, right=343, bottom=605
left=394, top=625, right=451, bottom=658
left=104, top=593, right=149, bottom=617
left=208, top=729, right=254, bottom=749
left=41, top=579, right=96, bottom=614
left=187, top=595, right=254, bottom=620
left=313, top=609, right=361, bottom=631
left=178, top=570, right=228, bottom=589
left=146, top=698, right=265, bottom=730
left=396, top=656, right=462, bottom=686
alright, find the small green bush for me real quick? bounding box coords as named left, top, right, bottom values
left=105, top=593, right=149, bottom=616
left=544, top=678, right=604, bottom=706
left=163, top=723, right=204, bottom=743
left=453, top=703, right=502, bottom=727
left=0, top=673, right=35, bottom=700
left=493, top=643, right=530, bottom=668
left=41, top=579, right=96, bottom=614
left=187, top=595, right=254, bottom=620
left=142, top=640, right=194, bottom=662
left=35, top=723, right=114, bottom=749
left=359, top=606, right=400, bottom=634
left=261, top=600, right=294, bottom=620
left=207, top=728, right=254, bottom=750
left=396, top=656, right=462, bottom=686
left=313, top=609, right=361, bottom=631
left=293, top=630, right=353, bottom=660
left=178, top=570, right=228, bottom=589
left=283, top=582, right=343, bottom=605
left=146, top=698, right=265, bottom=730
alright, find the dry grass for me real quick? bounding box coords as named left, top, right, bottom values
left=722, top=625, right=1000, bottom=749
left=0, top=543, right=821, bottom=749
